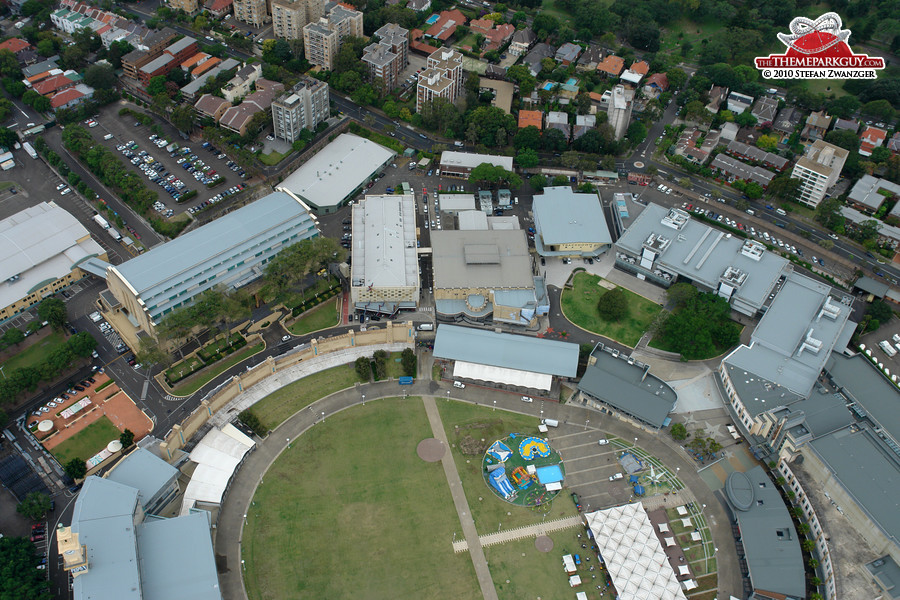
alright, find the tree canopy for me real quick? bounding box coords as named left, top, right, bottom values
left=467, top=163, right=522, bottom=189
left=0, top=536, right=51, bottom=599
left=16, top=492, right=51, bottom=520
left=657, top=290, right=740, bottom=359
left=597, top=287, right=628, bottom=321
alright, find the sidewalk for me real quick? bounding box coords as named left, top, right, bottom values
left=452, top=515, right=583, bottom=553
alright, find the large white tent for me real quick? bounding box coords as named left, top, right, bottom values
left=585, top=503, right=688, bottom=600
left=180, top=424, right=255, bottom=515
left=452, top=360, right=552, bottom=391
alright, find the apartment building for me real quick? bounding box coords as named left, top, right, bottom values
left=272, top=0, right=324, bottom=39
left=167, top=0, right=199, bottom=14
left=361, top=23, right=408, bottom=90
left=790, top=140, right=849, bottom=208
left=302, top=4, right=363, bottom=70
left=607, top=84, right=633, bottom=141
left=272, top=77, right=330, bottom=143
left=416, top=47, right=463, bottom=111
left=233, top=0, right=268, bottom=28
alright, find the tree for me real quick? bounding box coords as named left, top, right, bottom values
left=734, top=111, right=758, bottom=127
left=0, top=49, right=21, bottom=78
left=83, top=64, right=116, bottom=90
left=146, top=75, right=167, bottom=97
left=670, top=422, right=688, bottom=440
left=400, top=348, right=416, bottom=377
left=16, top=491, right=52, bottom=520
left=0, top=536, right=52, bottom=599
left=170, top=104, right=195, bottom=133
left=64, top=457, right=87, bottom=480
left=626, top=120, right=647, bottom=145
left=0, top=127, right=18, bottom=150
left=767, top=175, right=801, bottom=203
left=119, top=428, right=135, bottom=449
left=666, top=67, right=688, bottom=90
left=666, top=282, right=698, bottom=308
left=825, top=95, right=860, bottom=119
left=513, top=125, right=541, bottom=150
left=36, top=39, right=55, bottom=57
left=825, top=129, right=861, bottom=153
left=516, top=147, right=539, bottom=169
left=757, top=134, right=778, bottom=152
left=678, top=177, right=692, bottom=190
left=239, top=409, right=266, bottom=437
left=542, top=127, right=568, bottom=152
left=597, top=287, right=628, bottom=320
left=530, top=174, right=547, bottom=191
left=37, top=298, right=67, bottom=331
left=2, top=328, right=24, bottom=348
left=355, top=356, right=371, bottom=381
left=136, top=337, right=168, bottom=368
left=372, top=350, right=388, bottom=379
left=682, top=100, right=707, bottom=122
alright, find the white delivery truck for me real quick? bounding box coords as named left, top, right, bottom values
left=542, top=419, right=559, bottom=428
left=107, top=227, right=122, bottom=242
left=22, top=142, right=37, bottom=159
left=92, top=214, right=110, bottom=229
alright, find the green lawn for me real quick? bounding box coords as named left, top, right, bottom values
left=539, top=0, right=577, bottom=25
left=169, top=343, right=264, bottom=396
left=385, top=351, right=413, bottom=379
left=50, top=416, right=121, bottom=465
left=657, top=17, right=726, bottom=63
left=486, top=530, right=612, bottom=600
left=287, top=297, right=340, bottom=335
left=258, top=149, right=289, bottom=166
left=248, top=363, right=366, bottom=431
left=243, top=398, right=481, bottom=600
left=561, top=272, right=663, bottom=347
left=1, top=332, right=67, bottom=372
left=437, top=401, right=578, bottom=532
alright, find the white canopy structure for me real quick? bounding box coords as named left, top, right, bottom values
left=658, top=522, right=669, bottom=533
left=691, top=531, right=702, bottom=542
left=568, top=575, right=582, bottom=587
left=586, top=503, right=689, bottom=600
left=681, top=518, right=693, bottom=527
left=678, top=565, right=691, bottom=576
left=562, top=554, right=577, bottom=573
left=452, top=361, right=552, bottom=391
left=665, top=537, right=676, bottom=547
left=682, top=580, right=698, bottom=591
left=180, top=424, right=255, bottom=515
left=676, top=505, right=688, bottom=516
left=576, top=593, right=588, bottom=600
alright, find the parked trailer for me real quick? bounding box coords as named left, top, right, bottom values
left=107, top=227, right=122, bottom=242
left=22, top=141, right=37, bottom=159
left=92, top=214, right=110, bottom=229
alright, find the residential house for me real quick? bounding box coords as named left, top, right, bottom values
left=727, top=91, right=754, bottom=114
left=573, top=114, right=595, bottom=140
left=772, top=107, right=802, bottom=137
left=673, top=127, right=709, bottom=165
left=726, top=140, right=788, bottom=171
left=518, top=109, right=543, bottom=130
left=575, top=44, right=601, bottom=71
left=483, top=64, right=505, bottom=79
left=555, top=42, right=581, bottom=66
left=32, top=73, right=74, bottom=97
left=219, top=79, right=285, bottom=135
left=859, top=126, right=887, bottom=157
left=468, top=19, right=514, bottom=52
left=642, top=73, right=668, bottom=98
left=0, top=38, right=31, bottom=58
left=719, top=121, right=739, bottom=142
left=848, top=175, right=900, bottom=214
left=407, top=0, right=431, bottom=11
left=204, top=0, right=233, bottom=18
left=751, top=96, right=777, bottom=124
left=889, top=133, right=900, bottom=154
left=50, top=85, right=90, bottom=111
left=596, top=54, right=624, bottom=78
left=180, top=52, right=212, bottom=74
left=832, top=118, right=859, bottom=133
left=424, top=9, right=466, bottom=42
left=621, top=60, right=649, bottom=86
left=194, top=93, right=231, bottom=121
left=222, top=63, right=262, bottom=103
left=522, top=43, right=554, bottom=77
left=546, top=111, right=570, bottom=139
left=801, top=110, right=832, bottom=141
left=137, top=36, right=199, bottom=86
left=508, top=28, right=536, bottom=57
left=706, top=85, right=728, bottom=114
left=842, top=206, right=900, bottom=249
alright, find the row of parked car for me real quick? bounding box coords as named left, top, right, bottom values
left=118, top=141, right=190, bottom=203
left=187, top=185, right=246, bottom=215
left=31, top=377, right=96, bottom=417
left=201, top=141, right=247, bottom=179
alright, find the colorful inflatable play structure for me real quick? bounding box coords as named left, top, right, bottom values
left=487, top=440, right=512, bottom=463
left=518, top=437, right=551, bottom=460
left=510, top=466, right=535, bottom=489
left=487, top=465, right=516, bottom=500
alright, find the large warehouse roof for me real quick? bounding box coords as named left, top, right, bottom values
left=585, top=503, right=688, bottom=600
left=433, top=324, right=578, bottom=377
left=533, top=186, right=611, bottom=246
left=431, top=230, right=533, bottom=290
left=277, top=133, right=395, bottom=211
left=351, top=194, right=418, bottom=289
left=439, top=151, right=513, bottom=171
left=0, top=201, right=104, bottom=309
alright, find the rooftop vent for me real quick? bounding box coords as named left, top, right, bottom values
left=740, top=239, right=766, bottom=262
left=817, top=296, right=841, bottom=321
left=643, top=232, right=671, bottom=253
left=720, top=266, right=747, bottom=288
left=660, top=208, right=690, bottom=231
left=798, top=328, right=823, bottom=356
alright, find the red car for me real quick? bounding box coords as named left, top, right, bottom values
left=31, top=534, right=44, bottom=542
left=32, top=524, right=44, bottom=531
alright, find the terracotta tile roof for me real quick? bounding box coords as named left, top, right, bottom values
left=49, top=87, right=84, bottom=108
left=645, top=73, right=669, bottom=90
left=192, top=56, right=220, bottom=77
left=518, top=109, right=543, bottom=130
left=596, top=55, right=624, bottom=76
left=0, top=38, right=30, bottom=53
left=629, top=60, right=649, bottom=75
left=33, top=74, right=73, bottom=96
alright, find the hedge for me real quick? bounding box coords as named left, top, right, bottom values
left=177, top=189, right=198, bottom=203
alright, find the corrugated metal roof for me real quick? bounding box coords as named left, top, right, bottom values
left=106, top=448, right=178, bottom=510
left=533, top=186, right=611, bottom=246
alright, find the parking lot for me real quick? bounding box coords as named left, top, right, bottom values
left=86, top=105, right=247, bottom=218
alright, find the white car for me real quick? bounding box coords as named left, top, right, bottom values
left=453, top=381, right=466, bottom=389
left=281, top=335, right=291, bottom=342
left=55, top=183, right=65, bottom=191
left=521, top=396, right=534, bottom=403
left=598, top=439, right=609, bottom=445
left=60, top=187, right=71, bottom=195
left=609, top=472, right=624, bottom=481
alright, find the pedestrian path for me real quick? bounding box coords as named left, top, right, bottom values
left=421, top=396, right=498, bottom=600
left=451, top=514, right=584, bottom=553
left=639, top=488, right=697, bottom=511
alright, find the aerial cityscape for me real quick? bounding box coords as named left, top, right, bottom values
left=0, top=1, right=898, bottom=599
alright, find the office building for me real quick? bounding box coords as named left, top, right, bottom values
left=790, top=140, right=849, bottom=208
left=349, top=194, right=419, bottom=313
left=0, top=202, right=106, bottom=323
left=272, top=76, right=329, bottom=143
left=302, top=4, right=363, bottom=70
left=233, top=0, right=268, bottom=27
left=272, top=0, right=324, bottom=40
left=103, top=192, right=318, bottom=337
left=532, top=187, right=612, bottom=259
left=607, top=84, right=633, bottom=141
left=416, top=47, right=463, bottom=111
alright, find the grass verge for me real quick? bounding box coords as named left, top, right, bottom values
left=243, top=398, right=480, bottom=600
left=258, top=149, right=288, bottom=166
left=1, top=332, right=67, bottom=372
left=248, top=364, right=365, bottom=431
left=287, top=297, right=340, bottom=335
left=169, top=343, right=263, bottom=396
left=50, top=416, right=121, bottom=465
left=560, top=272, right=662, bottom=347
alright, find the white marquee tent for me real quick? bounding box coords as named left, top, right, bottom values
left=180, top=424, right=255, bottom=515
left=452, top=360, right=552, bottom=391
left=585, top=503, right=689, bottom=600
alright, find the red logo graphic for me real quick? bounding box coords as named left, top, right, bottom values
left=755, top=12, right=884, bottom=78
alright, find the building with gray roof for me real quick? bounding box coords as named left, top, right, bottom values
left=533, top=186, right=612, bottom=258
left=710, top=154, right=777, bottom=187
left=439, top=151, right=514, bottom=178
left=105, top=448, right=179, bottom=514
left=350, top=194, right=419, bottom=313
left=615, top=203, right=789, bottom=316
left=58, top=463, right=221, bottom=600
left=432, top=229, right=547, bottom=326
left=277, top=133, right=395, bottom=214
left=433, top=324, right=577, bottom=392
left=724, top=466, right=805, bottom=600
left=577, top=344, right=677, bottom=430
left=105, top=191, right=318, bottom=337
left=841, top=206, right=900, bottom=248
left=866, top=555, right=900, bottom=600
left=848, top=174, right=900, bottom=215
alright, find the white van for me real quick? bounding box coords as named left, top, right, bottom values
left=879, top=340, right=897, bottom=357
left=542, top=418, right=559, bottom=427
left=609, top=472, right=624, bottom=481
left=89, top=311, right=103, bottom=322
left=453, top=381, right=465, bottom=389
left=775, top=208, right=787, bottom=216
left=417, top=323, right=434, bottom=331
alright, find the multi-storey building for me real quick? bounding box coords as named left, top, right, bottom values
left=607, top=84, right=633, bottom=141
left=272, top=0, right=324, bottom=40
left=416, top=47, right=462, bottom=111
left=272, top=77, right=330, bottom=143
left=361, top=23, right=408, bottom=90
left=790, top=140, right=849, bottom=209
left=167, top=0, right=200, bottom=14
left=233, top=0, right=268, bottom=28
left=302, top=4, right=363, bottom=70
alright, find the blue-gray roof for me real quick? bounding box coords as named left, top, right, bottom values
left=724, top=466, right=805, bottom=599
left=827, top=353, right=900, bottom=442
left=577, top=350, right=677, bottom=428
left=111, top=192, right=317, bottom=322
left=433, top=324, right=578, bottom=377
left=106, top=448, right=178, bottom=510
left=533, top=186, right=611, bottom=247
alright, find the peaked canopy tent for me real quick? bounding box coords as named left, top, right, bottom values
left=585, top=503, right=688, bottom=600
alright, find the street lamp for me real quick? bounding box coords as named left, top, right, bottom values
left=585, top=419, right=589, bottom=430
left=362, top=394, right=365, bottom=406
left=321, top=411, right=325, bottom=422
left=633, top=437, right=638, bottom=448
left=493, top=400, right=496, bottom=411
